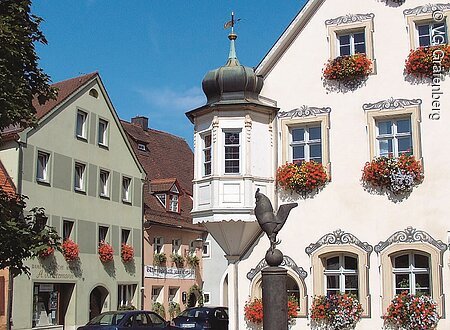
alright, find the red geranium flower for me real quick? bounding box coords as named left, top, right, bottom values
left=121, top=243, right=134, bottom=263
left=62, top=239, right=79, bottom=262
left=98, top=241, right=114, bottom=263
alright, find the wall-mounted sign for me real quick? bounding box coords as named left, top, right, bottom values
left=144, top=265, right=195, bottom=280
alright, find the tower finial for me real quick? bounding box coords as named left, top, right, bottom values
left=224, top=12, right=240, bottom=65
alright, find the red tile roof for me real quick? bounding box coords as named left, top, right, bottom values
left=121, top=120, right=204, bottom=231
left=0, top=161, right=16, bottom=196
left=33, top=72, right=98, bottom=120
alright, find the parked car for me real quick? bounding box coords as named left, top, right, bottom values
left=77, top=310, right=174, bottom=330
left=171, top=307, right=228, bottom=330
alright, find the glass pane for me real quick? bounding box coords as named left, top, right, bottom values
left=339, top=34, right=350, bottom=45
left=225, top=146, right=239, bottom=159
left=354, top=43, right=366, bottom=54
left=310, top=144, right=322, bottom=159
left=327, top=289, right=340, bottom=297
left=419, top=36, right=431, bottom=47
left=345, top=256, right=358, bottom=270
left=378, top=121, right=392, bottom=135
left=394, top=255, right=409, bottom=268
left=416, top=288, right=431, bottom=296
left=204, top=163, right=211, bottom=175
left=379, top=139, right=393, bottom=156
left=326, top=275, right=339, bottom=289
left=340, top=45, right=351, bottom=56
left=204, top=149, right=211, bottom=162
left=311, top=157, right=322, bottom=164
left=309, top=127, right=321, bottom=140
left=293, top=146, right=304, bottom=161
left=292, top=128, right=304, bottom=142
left=326, top=257, right=340, bottom=270
left=397, top=119, right=411, bottom=133
left=415, top=274, right=430, bottom=288
left=414, top=254, right=429, bottom=268
left=345, top=289, right=359, bottom=299
left=417, top=24, right=430, bottom=37
left=395, top=274, right=410, bottom=290
left=225, top=160, right=239, bottom=173
left=225, top=132, right=239, bottom=145
left=345, top=275, right=358, bottom=290
left=353, top=32, right=365, bottom=44
left=398, top=137, right=412, bottom=154
left=204, top=135, right=211, bottom=147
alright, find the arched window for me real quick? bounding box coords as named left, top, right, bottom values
left=286, top=275, right=300, bottom=303
left=324, top=254, right=358, bottom=297
left=393, top=252, right=430, bottom=295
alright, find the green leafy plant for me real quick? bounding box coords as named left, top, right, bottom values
left=153, top=252, right=167, bottom=266
left=170, top=253, right=184, bottom=268
left=118, top=304, right=136, bottom=311
left=168, top=301, right=181, bottom=319
left=186, top=284, right=203, bottom=307
left=152, top=302, right=165, bottom=319
left=186, top=254, right=199, bottom=268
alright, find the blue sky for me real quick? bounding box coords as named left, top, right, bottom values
left=32, top=1, right=306, bottom=147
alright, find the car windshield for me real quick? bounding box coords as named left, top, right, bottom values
left=179, top=308, right=210, bottom=318
left=87, top=312, right=126, bottom=325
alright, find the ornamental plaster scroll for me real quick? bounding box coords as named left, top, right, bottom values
left=362, top=97, right=422, bottom=111
left=403, top=3, right=450, bottom=16
left=325, top=13, right=375, bottom=26
left=212, top=116, right=219, bottom=143
left=246, top=255, right=307, bottom=281
left=277, top=105, right=331, bottom=119
left=374, top=227, right=448, bottom=254
left=245, top=114, right=252, bottom=143
left=305, top=229, right=373, bottom=256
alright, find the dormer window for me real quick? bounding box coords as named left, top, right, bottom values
left=153, top=181, right=180, bottom=213
left=138, top=143, right=146, bottom=151
left=156, top=194, right=166, bottom=206
left=169, top=195, right=179, bottom=212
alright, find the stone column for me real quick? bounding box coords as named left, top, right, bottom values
left=226, top=256, right=239, bottom=330
left=262, top=266, right=288, bottom=330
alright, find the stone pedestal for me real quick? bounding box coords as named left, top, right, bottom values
left=262, top=266, right=288, bottom=330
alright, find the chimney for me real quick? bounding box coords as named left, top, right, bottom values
left=131, top=116, right=148, bottom=131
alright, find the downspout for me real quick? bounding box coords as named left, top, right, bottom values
left=7, top=140, right=24, bottom=330
left=140, top=181, right=145, bottom=310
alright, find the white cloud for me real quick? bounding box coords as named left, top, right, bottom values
left=137, top=86, right=205, bottom=111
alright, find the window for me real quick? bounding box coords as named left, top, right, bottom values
left=154, top=237, right=163, bottom=254
left=121, top=229, right=130, bottom=244
left=74, top=162, right=86, bottom=192
left=168, top=287, right=179, bottom=302
left=63, top=220, right=74, bottom=240
left=152, top=287, right=162, bottom=303
left=337, top=31, right=366, bottom=56
left=99, top=170, right=110, bottom=198
left=172, top=239, right=181, bottom=254
left=122, top=177, right=131, bottom=203
left=417, top=22, right=447, bottom=47
left=376, top=118, right=412, bottom=157
left=290, top=126, right=322, bottom=164
left=203, top=133, right=212, bottom=176
left=118, top=284, right=136, bottom=308
left=137, top=143, right=146, bottom=151
left=203, top=292, right=211, bottom=304
left=169, top=195, right=178, bottom=212
left=76, top=110, right=88, bottom=139
left=202, top=241, right=210, bottom=258
left=156, top=194, right=166, bottom=208
left=393, top=253, right=430, bottom=295
left=365, top=100, right=422, bottom=160
left=98, top=226, right=109, bottom=243
left=224, top=131, right=240, bottom=174
left=37, top=151, right=50, bottom=182
left=324, top=255, right=358, bottom=298
left=98, top=119, right=108, bottom=147
left=287, top=276, right=300, bottom=308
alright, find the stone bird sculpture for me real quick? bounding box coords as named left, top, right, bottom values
left=254, top=188, right=298, bottom=251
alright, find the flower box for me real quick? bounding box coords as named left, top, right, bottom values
left=121, top=243, right=134, bottom=263
left=186, top=254, right=199, bottom=268
left=362, top=154, right=423, bottom=194
left=276, top=161, right=328, bottom=196
left=384, top=291, right=439, bottom=330
left=153, top=252, right=167, bottom=266
left=98, top=241, right=114, bottom=263
left=405, top=44, right=450, bottom=78
left=244, top=296, right=298, bottom=326
left=323, top=54, right=372, bottom=82
left=62, top=239, right=79, bottom=262
left=311, top=294, right=363, bottom=330
left=170, top=253, right=184, bottom=268
left=38, top=246, right=54, bottom=259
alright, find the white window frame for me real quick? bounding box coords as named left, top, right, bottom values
left=122, top=177, right=131, bottom=203
left=416, top=21, right=447, bottom=47
left=393, top=252, right=430, bottom=295
left=203, top=132, right=212, bottom=176
left=99, top=170, right=110, bottom=198
left=36, top=151, right=50, bottom=183
left=406, top=9, right=450, bottom=49
left=324, top=254, right=359, bottom=297
left=137, top=143, right=146, bottom=151
left=169, top=194, right=179, bottom=212
left=98, top=119, right=109, bottom=147
left=376, top=117, right=413, bottom=157
left=154, top=237, right=164, bottom=254
left=74, top=162, right=86, bottom=192
left=76, top=110, right=88, bottom=140
left=337, top=30, right=366, bottom=56
left=156, top=194, right=166, bottom=208
left=202, top=241, right=211, bottom=259
left=172, top=239, right=181, bottom=254
left=223, top=130, right=241, bottom=174
left=290, top=125, right=322, bottom=164
left=118, top=284, right=137, bottom=308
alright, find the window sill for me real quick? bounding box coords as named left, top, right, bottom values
left=76, top=135, right=88, bottom=142
left=99, top=194, right=110, bottom=200
left=98, top=143, right=109, bottom=150
left=74, top=188, right=86, bottom=195
left=36, top=179, right=50, bottom=186
left=122, top=199, right=132, bottom=205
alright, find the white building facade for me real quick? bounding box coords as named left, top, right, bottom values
left=189, top=1, right=450, bottom=329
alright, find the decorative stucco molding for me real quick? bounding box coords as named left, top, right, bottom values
left=403, top=3, right=450, bottom=16
left=325, top=13, right=375, bottom=26
left=278, top=105, right=331, bottom=119
left=246, top=255, right=307, bottom=281
left=305, top=229, right=373, bottom=256
left=374, top=227, right=448, bottom=254
left=362, top=97, right=422, bottom=111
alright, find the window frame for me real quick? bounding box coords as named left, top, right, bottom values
left=375, top=117, right=413, bottom=157
left=98, top=118, right=109, bottom=147
left=121, top=229, right=131, bottom=245
left=324, top=254, right=359, bottom=297
left=98, top=225, right=109, bottom=244
left=36, top=151, right=50, bottom=184
left=74, top=162, right=86, bottom=192
left=392, top=252, right=430, bottom=295
left=202, top=132, right=212, bottom=177
left=172, top=239, right=181, bottom=254
left=290, top=125, right=323, bottom=164
left=76, top=110, right=88, bottom=140
left=154, top=237, right=164, bottom=254
left=336, top=30, right=366, bottom=56
left=62, top=220, right=74, bottom=241
left=118, top=284, right=137, bottom=309
left=122, top=176, right=132, bottom=203
left=168, top=194, right=179, bottom=213
left=156, top=194, right=166, bottom=208
left=223, top=130, right=241, bottom=175
left=99, top=169, right=110, bottom=198
left=202, top=240, right=211, bottom=259
left=366, top=104, right=422, bottom=160
left=406, top=10, right=450, bottom=49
